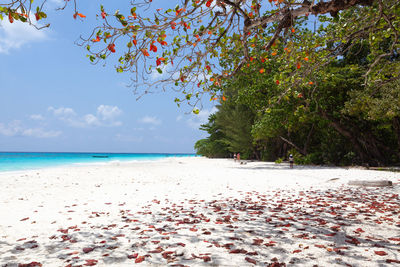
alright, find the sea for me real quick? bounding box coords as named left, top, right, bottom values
left=0, top=152, right=196, bottom=172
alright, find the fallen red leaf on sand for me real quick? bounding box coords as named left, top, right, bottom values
left=128, top=253, right=138, bottom=259
left=374, top=251, right=388, bottom=256
left=202, top=256, right=211, bottom=262
left=17, top=238, right=27, bottom=241
left=135, top=256, right=145, bottom=263
left=83, top=247, right=94, bottom=253
left=229, top=249, right=247, bottom=254
left=388, top=237, right=400, bottom=241
left=162, top=251, right=174, bottom=259
left=148, top=248, right=163, bottom=253
left=292, top=249, right=302, bottom=253
left=314, top=244, right=325, bottom=248
left=84, top=259, right=98, bottom=266
left=386, top=259, right=400, bottom=263
left=18, top=262, right=42, bottom=267
left=325, top=233, right=336, bottom=237
left=20, top=217, right=29, bottom=221
left=245, top=257, right=257, bottom=264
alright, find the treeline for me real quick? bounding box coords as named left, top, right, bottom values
left=195, top=44, right=400, bottom=166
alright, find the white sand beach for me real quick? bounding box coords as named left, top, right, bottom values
left=0, top=157, right=399, bottom=266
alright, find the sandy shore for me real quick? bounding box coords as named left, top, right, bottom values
left=0, top=157, right=399, bottom=267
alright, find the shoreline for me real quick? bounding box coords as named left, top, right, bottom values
left=0, top=154, right=198, bottom=174
left=0, top=157, right=399, bottom=266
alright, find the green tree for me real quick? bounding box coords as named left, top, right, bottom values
left=2, top=0, right=398, bottom=111
left=194, top=114, right=230, bottom=157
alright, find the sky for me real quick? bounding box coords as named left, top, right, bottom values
left=0, top=0, right=217, bottom=153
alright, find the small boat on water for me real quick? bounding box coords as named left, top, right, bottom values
left=92, top=155, right=109, bottom=158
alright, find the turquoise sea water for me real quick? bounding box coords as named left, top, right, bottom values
left=0, top=152, right=196, bottom=172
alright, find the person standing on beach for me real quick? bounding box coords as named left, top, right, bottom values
left=289, top=154, right=294, bottom=168
left=233, top=153, right=237, bottom=162
left=237, top=153, right=240, bottom=164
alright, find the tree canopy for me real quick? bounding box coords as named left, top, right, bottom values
left=1, top=0, right=399, bottom=112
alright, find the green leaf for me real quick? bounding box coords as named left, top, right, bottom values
left=156, top=68, right=163, bottom=74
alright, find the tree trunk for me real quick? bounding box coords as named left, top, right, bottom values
left=303, top=124, right=315, bottom=155
left=320, top=110, right=369, bottom=163
left=279, top=136, right=306, bottom=155
left=319, top=110, right=390, bottom=166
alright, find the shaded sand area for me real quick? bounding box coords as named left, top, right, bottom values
left=0, top=157, right=399, bottom=267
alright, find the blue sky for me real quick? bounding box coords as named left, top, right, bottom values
left=0, top=0, right=216, bottom=153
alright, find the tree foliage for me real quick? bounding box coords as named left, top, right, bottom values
left=195, top=15, right=400, bottom=165
left=1, top=0, right=399, bottom=112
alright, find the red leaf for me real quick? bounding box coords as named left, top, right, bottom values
left=107, top=44, right=116, bottom=53
left=374, top=251, right=388, bottom=256
left=83, top=247, right=94, bottom=253
left=8, top=13, right=14, bottom=23
left=20, top=217, right=29, bottom=221
left=135, top=256, right=145, bottom=263
left=292, top=249, right=302, bottom=253
left=18, top=262, right=42, bottom=267
left=128, top=253, right=138, bottom=259
left=229, top=249, right=247, bottom=254
left=386, top=259, right=400, bottom=263
left=245, top=257, right=257, bottom=264
left=84, top=259, right=98, bottom=266
left=202, top=256, right=211, bottom=262
left=206, top=0, right=213, bottom=7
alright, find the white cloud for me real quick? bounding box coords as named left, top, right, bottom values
left=48, top=106, right=77, bottom=118
left=186, top=107, right=217, bottom=129
left=0, top=13, right=48, bottom=54
left=30, top=114, right=45, bottom=121
left=139, top=116, right=161, bottom=125
left=0, top=120, right=61, bottom=138
left=176, top=115, right=183, bottom=121
left=48, top=105, right=123, bottom=127
left=84, top=114, right=100, bottom=126
left=0, top=120, right=22, bottom=136
left=97, top=105, right=122, bottom=121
